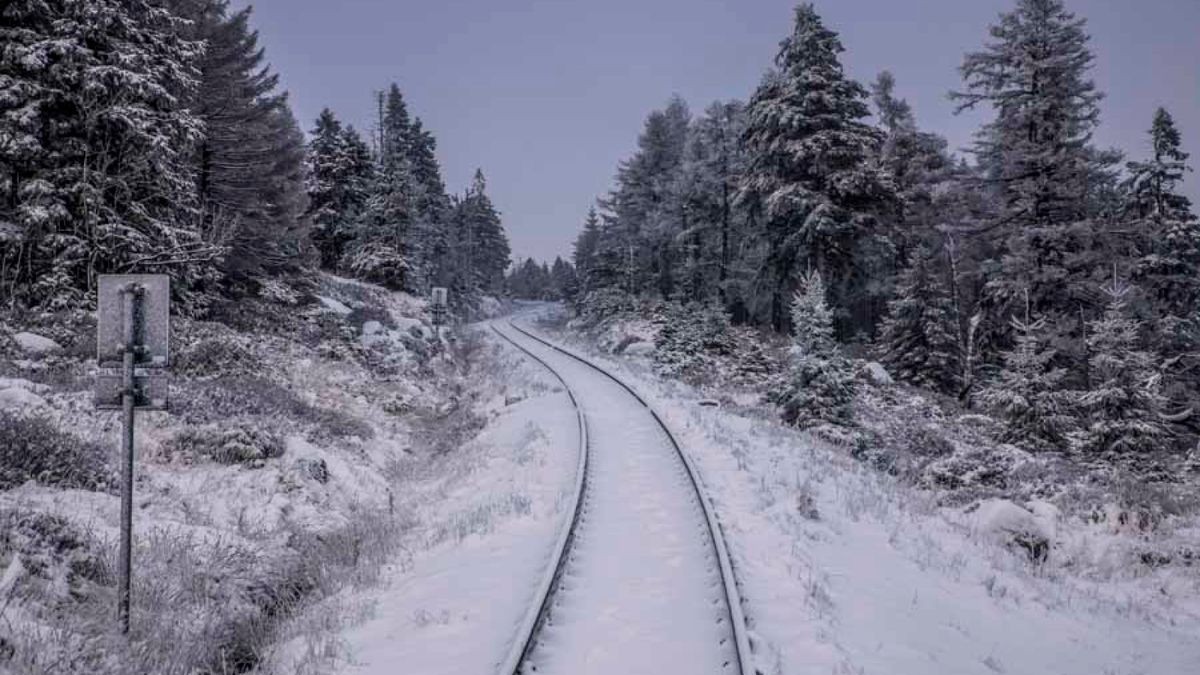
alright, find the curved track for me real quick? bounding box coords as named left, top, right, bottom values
left=491, top=319, right=751, bottom=675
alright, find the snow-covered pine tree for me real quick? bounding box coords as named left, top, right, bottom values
left=602, top=97, right=691, bottom=302
left=1072, top=277, right=1171, bottom=457
left=741, top=4, right=894, bottom=333
left=0, top=0, right=213, bottom=308
left=447, top=169, right=510, bottom=309
left=951, top=0, right=1117, bottom=346
left=776, top=270, right=856, bottom=428
left=171, top=0, right=310, bottom=279
left=977, top=311, right=1075, bottom=452
left=1126, top=108, right=1200, bottom=320
left=676, top=100, right=750, bottom=307
left=345, top=85, right=415, bottom=289
left=871, top=71, right=957, bottom=264
left=406, top=117, right=453, bottom=292
left=876, top=248, right=961, bottom=394
left=306, top=109, right=374, bottom=270
left=550, top=256, right=577, bottom=301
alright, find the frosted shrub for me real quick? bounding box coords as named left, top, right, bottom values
left=774, top=272, right=856, bottom=428
left=0, top=412, right=113, bottom=491
left=653, top=301, right=732, bottom=379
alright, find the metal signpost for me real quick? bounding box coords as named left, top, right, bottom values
left=431, top=287, right=448, bottom=337
left=95, top=275, right=170, bottom=634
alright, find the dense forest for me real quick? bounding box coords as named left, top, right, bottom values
left=0, top=0, right=509, bottom=316
left=570, top=0, right=1200, bottom=461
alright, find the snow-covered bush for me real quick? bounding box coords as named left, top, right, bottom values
left=774, top=271, right=856, bottom=428
left=653, top=301, right=732, bottom=379
left=165, top=424, right=286, bottom=466
left=976, top=314, right=1076, bottom=452
left=1072, top=280, right=1171, bottom=458
left=0, top=412, right=112, bottom=491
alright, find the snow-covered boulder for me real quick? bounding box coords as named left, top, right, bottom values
left=362, top=320, right=385, bottom=336
left=12, top=332, right=61, bottom=355
left=624, top=341, right=656, bottom=357
left=316, top=295, right=353, bottom=316
left=972, top=499, right=1053, bottom=562
left=394, top=316, right=428, bottom=338
left=861, top=361, right=893, bottom=386
left=0, top=378, right=49, bottom=411
left=0, top=386, right=47, bottom=411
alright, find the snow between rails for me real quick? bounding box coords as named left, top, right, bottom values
left=503, top=318, right=755, bottom=675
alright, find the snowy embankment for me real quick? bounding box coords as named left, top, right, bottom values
left=0, top=275, right=471, bottom=674
left=266, top=322, right=578, bottom=674
left=534, top=308, right=1200, bottom=675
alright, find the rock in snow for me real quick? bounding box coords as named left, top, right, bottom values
left=316, top=295, right=353, bottom=316
left=0, top=387, right=48, bottom=410
left=624, top=341, right=656, bottom=357
left=12, top=332, right=61, bottom=355
left=862, top=361, right=893, bottom=386
left=362, top=320, right=385, bottom=336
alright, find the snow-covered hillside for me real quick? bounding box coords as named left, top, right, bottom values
left=0, top=276, right=480, bottom=674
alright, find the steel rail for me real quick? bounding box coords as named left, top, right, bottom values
left=504, top=318, right=753, bottom=675
left=491, top=322, right=590, bottom=675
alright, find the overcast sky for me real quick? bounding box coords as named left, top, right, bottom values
left=234, top=0, right=1199, bottom=264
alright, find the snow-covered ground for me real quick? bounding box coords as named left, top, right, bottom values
left=527, top=308, right=1200, bottom=675
left=267, top=322, right=580, bottom=675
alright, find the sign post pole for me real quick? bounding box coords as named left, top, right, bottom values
left=117, top=284, right=141, bottom=634
left=97, top=274, right=169, bottom=636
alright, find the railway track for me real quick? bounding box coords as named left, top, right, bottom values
left=490, top=318, right=752, bottom=675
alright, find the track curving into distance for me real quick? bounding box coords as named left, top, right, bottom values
left=491, top=318, right=752, bottom=675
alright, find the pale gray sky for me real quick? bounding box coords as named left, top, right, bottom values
left=236, top=0, right=1199, bottom=263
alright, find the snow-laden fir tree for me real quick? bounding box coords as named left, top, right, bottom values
left=171, top=0, right=310, bottom=278
left=1, top=0, right=212, bottom=308
left=550, top=256, right=578, bottom=300
left=1072, top=277, right=1170, bottom=457
left=776, top=270, right=856, bottom=428
left=345, top=85, right=415, bottom=289
left=876, top=247, right=961, bottom=394
left=600, top=97, right=691, bottom=300
left=675, top=101, right=750, bottom=308
left=406, top=117, right=453, bottom=291
left=977, top=310, right=1075, bottom=452
left=1126, top=108, right=1200, bottom=319
left=741, top=3, right=894, bottom=332
left=448, top=169, right=510, bottom=309
left=871, top=72, right=957, bottom=263
left=306, top=109, right=374, bottom=270
left=951, top=0, right=1117, bottom=343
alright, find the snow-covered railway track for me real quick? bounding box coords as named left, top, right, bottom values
left=491, top=319, right=751, bottom=675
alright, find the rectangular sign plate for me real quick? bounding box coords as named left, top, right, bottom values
left=97, top=275, right=170, bottom=368
left=94, top=370, right=169, bottom=411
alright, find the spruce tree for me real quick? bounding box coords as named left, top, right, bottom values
left=742, top=4, right=894, bottom=333
left=306, top=109, right=374, bottom=270
left=1072, top=278, right=1170, bottom=457
left=1126, top=108, right=1200, bottom=319
left=406, top=117, right=453, bottom=291
left=459, top=169, right=511, bottom=296
left=676, top=100, right=750, bottom=307
left=345, top=85, right=415, bottom=289
left=1, top=0, right=212, bottom=308
left=951, top=0, right=1116, bottom=338
left=172, top=0, right=310, bottom=278
left=776, top=270, right=856, bottom=428
left=876, top=248, right=962, bottom=394
left=977, top=312, right=1075, bottom=452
